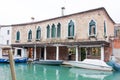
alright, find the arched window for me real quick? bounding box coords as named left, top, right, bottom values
left=89, top=20, right=96, bottom=36
left=28, top=30, right=32, bottom=40
left=16, top=31, right=20, bottom=41
left=68, top=20, right=74, bottom=37
left=47, top=25, right=50, bottom=38
left=51, top=24, right=56, bottom=38
left=104, top=21, right=107, bottom=36
left=36, top=26, right=41, bottom=40
left=57, top=23, right=61, bottom=38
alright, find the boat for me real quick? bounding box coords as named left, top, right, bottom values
left=34, top=60, right=63, bottom=65
left=0, top=57, right=28, bottom=63
left=63, top=59, right=113, bottom=71
left=107, top=56, right=120, bottom=71
left=0, top=58, right=9, bottom=63
left=14, top=57, right=28, bottom=63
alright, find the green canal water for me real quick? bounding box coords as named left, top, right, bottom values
left=0, top=63, right=120, bottom=80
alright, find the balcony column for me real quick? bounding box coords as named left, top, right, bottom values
left=101, top=46, right=104, bottom=61
left=75, top=46, right=79, bottom=62
left=56, top=46, right=59, bottom=61
left=34, top=45, right=36, bottom=60
left=44, top=46, right=47, bottom=60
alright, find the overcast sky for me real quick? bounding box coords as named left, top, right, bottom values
left=0, top=0, right=120, bottom=25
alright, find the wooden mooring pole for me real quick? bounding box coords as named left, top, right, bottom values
left=8, top=49, right=16, bottom=80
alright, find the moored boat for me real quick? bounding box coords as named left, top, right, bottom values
left=14, top=57, right=28, bottom=63
left=107, top=56, right=120, bottom=71
left=0, top=58, right=9, bottom=63
left=0, top=57, right=28, bottom=63
left=63, top=59, right=113, bottom=71
left=34, top=60, right=63, bottom=65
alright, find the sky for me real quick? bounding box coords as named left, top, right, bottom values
left=0, top=0, right=120, bottom=25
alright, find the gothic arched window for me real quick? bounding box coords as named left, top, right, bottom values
left=68, top=20, right=74, bottom=37
left=36, top=26, right=41, bottom=40
left=104, top=21, right=107, bottom=36
left=89, top=20, right=96, bottom=36
left=47, top=25, right=50, bottom=38
left=51, top=24, right=56, bottom=38
left=28, top=30, right=32, bottom=40
left=57, top=23, right=61, bottom=38
left=16, top=31, right=20, bottom=41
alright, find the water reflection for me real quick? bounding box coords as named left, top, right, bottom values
left=0, top=64, right=11, bottom=80
left=69, top=67, right=113, bottom=80
left=105, top=71, right=120, bottom=80
left=1, top=63, right=120, bottom=80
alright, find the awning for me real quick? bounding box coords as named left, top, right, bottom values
left=11, top=41, right=110, bottom=48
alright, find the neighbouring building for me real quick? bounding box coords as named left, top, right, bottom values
left=11, top=7, right=115, bottom=61
left=0, top=25, right=12, bottom=58
left=112, top=24, right=120, bottom=63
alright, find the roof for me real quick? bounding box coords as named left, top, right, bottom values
left=0, top=25, right=11, bottom=27
left=114, top=23, right=120, bottom=27
left=11, top=7, right=115, bottom=26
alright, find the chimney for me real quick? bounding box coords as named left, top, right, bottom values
left=31, top=17, right=35, bottom=22
left=61, top=7, right=65, bottom=16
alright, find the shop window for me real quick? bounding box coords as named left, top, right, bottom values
left=91, top=47, right=100, bottom=56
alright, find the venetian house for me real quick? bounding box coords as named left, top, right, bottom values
left=0, top=25, right=12, bottom=58
left=11, top=7, right=115, bottom=62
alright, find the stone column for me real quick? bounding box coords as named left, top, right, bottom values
left=75, top=46, right=78, bottom=62
left=24, top=49, right=27, bottom=57
left=56, top=46, right=59, bottom=61
left=34, top=45, right=36, bottom=60
left=21, top=48, right=25, bottom=57
left=14, top=48, right=17, bottom=57
left=44, top=46, right=47, bottom=60
left=79, top=47, right=81, bottom=61
left=101, top=46, right=104, bottom=61
left=85, top=48, right=88, bottom=59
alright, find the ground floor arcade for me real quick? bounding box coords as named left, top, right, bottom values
left=11, top=41, right=111, bottom=62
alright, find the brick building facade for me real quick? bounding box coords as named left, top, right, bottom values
left=11, top=7, right=115, bottom=61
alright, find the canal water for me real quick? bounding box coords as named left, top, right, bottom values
left=0, top=63, right=120, bottom=80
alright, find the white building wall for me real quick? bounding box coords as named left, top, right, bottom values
left=0, top=26, right=12, bottom=45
